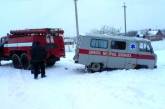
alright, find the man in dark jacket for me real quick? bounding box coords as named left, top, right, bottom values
left=31, top=41, right=47, bottom=79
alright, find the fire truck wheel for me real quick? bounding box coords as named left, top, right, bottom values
left=21, top=53, right=30, bottom=69
left=46, top=57, right=56, bottom=66
left=12, top=54, right=21, bottom=69
left=90, top=63, right=102, bottom=73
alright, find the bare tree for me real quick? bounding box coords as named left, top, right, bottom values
left=90, top=25, right=121, bottom=35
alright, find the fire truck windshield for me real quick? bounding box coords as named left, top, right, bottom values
left=0, top=37, right=8, bottom=44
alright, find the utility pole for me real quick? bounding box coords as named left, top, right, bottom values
left=74, top=0, right=80, bottom=38
left=123, top=2, right=127, bottom=36
left=73, top=0, right=80, bottom=61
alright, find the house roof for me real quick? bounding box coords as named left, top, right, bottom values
left=137, top=30, right=147, bottom=37
left=147, top=30, right=158, bottom=36
left=137, top=29, right=162, bottom=37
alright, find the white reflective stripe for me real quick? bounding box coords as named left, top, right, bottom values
left=4, top=42, right=33, bottom=47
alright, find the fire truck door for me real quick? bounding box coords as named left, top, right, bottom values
left=108, top=40, right=126, bottom=69
left=124, top=42, right=137, bottom=69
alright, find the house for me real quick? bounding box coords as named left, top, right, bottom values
left=137, top=29, right=164, bottom=41
left=161, top=30, right=165, bottom=38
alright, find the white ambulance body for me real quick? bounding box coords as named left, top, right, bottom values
left=74, top=35, right=157, bottom=72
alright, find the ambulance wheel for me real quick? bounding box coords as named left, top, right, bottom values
left=21, top=53, right=30, bottom=69
left=46, top=57, right=56, bottom=66
left=12, top=54, right=21, bottom=69
left=90, top=63, right=102, bottom=73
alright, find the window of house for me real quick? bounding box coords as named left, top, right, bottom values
left=111, top=41, right=126, bottom=50
left=90, top=39, right=108, bottom=49
left=139, top=42, right=151, bottom=52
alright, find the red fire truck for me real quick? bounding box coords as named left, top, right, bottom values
left=0, top=28, right=65, bottom=69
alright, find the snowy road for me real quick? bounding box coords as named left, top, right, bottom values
left=0, top=41, right=165, bottom=109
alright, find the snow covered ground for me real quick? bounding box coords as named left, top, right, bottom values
left=0, top=40, right=165, bottom=109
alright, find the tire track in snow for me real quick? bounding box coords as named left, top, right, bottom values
left=8, top=68, right=29, bottom=102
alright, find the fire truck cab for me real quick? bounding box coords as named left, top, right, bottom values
left=74, top=35, right=157, bottom=72
left=0, top=28, right=65, bottom=69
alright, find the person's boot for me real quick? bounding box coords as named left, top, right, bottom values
left=41, top=74, right=46, bottom=78
left=34, top=74, right=38, bottom=79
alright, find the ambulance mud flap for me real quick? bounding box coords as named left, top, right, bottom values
left=135, top=65, right=148, bottom=69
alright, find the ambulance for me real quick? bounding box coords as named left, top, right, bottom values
left=74, top=35, right=157, bottom=72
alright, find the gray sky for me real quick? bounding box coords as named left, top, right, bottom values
left=0, top=0, right=165, bottom=36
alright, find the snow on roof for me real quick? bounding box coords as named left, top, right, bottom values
left=82, top=34, right=150, bottom=42
left=148, top=30, right=158, bottom=36
left=137, top=29, right=162, bottom=37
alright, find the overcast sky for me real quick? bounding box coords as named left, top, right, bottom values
left=0, top=0, right=165, bottom=36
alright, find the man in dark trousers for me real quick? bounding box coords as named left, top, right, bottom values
left=31, top=41, right=47, bottom=79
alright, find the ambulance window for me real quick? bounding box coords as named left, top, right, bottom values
left=139, top=42, right=151, bottom=52
left=90, top=39, right=108, bottom=49
left=91, top=39, right=99, bottom=48
left=99, top=40, right=108, bottom=48
left=111, top=41, right=126, bottom=50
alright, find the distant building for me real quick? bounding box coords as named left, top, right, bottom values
left=136, top=29, right=164, bottom=41
left=64, top=37, right=75, bottom=45
left=161, top=30, right=165, bottom=38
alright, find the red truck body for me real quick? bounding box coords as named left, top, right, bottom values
left=0, top=28, right=65, bottom=69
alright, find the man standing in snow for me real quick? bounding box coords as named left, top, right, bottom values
left=31, top=41, right=47, bottom=79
